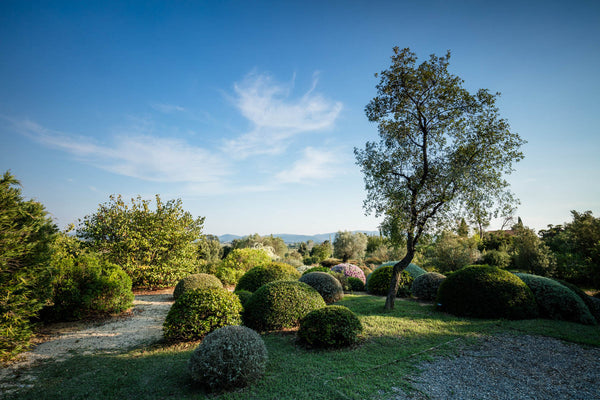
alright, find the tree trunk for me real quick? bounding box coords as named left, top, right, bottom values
left=384, top=247, right=415, bottom=311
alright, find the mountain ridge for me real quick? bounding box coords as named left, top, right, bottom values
left=216, top=231, right=379, bottom=244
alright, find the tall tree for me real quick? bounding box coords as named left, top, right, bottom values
left=355, top=47, right=525, bottom=310
left=333, top=231, right=368, bottom=262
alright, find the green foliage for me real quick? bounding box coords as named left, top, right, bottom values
left=557, top=280, right=600, bottom=323
left=242, top=281, right=326, bottom=331
left=233, top=290, right=253, bottom=307
left=310, top=240, right=333, bottom=262
left=298, top=305, right=363, bottom=348
left=235, top=262, right=301, bottom=293
left=512, top=226, right=555, bottom=276
left=302, top=266, right=330, bottom=275
left=320, top=258, right=343, bottom=268
left=172, top=273, right=223, bottom=301
left=426, top=231, right=481, bottom=273
left=188, top=325, right=268, bottom=392
left=196, top=235, right=222, bottom=264
left=333, top=231, right=368, bottom=262
left=231, top=233, right=288, bottom=259
left=377, top=262, right=426, bottom=279
left=366, top=265, right=413, bottom=297
left=411, top=272, right=446, bottom=301
left=0, top=171, right=57, bottom=361
left=481, top=230, right=513, bottom=251
left=482, top=249, right=511, bottom=269
left=515, top=273, right=595, bottom=325
left=328, top=271, right=351, bottom=291
left=437, top=265, right=538, bottom=319
left=216, top=248, right=272, bottom=286
left=355, top=47, right=524, bottom=309
left=163, top=288, right=242, bottom=341
left=347, top=277, right=366, bottom=291
left=77, top=194, right=204, bottom=289
left=299, top=272, right=344, bottom=304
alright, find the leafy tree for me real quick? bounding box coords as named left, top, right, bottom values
left=333, top=231, right=368, bottom=262
left=512, top=225, right=555, bottom=276
left=355, top=47, right=525, bottom=310
left=426, top=231, right=480, bottom=273
left=0, top=171, right=57, bottom=360
left=231, top=233, right=288, bottom=259
left=197, top=234, right=223, bottom=263
left=310, top=240, right=333, bottom=262
left=77, top=194, right=204, bottom=288
left=216, top=248, right=272, bottom=286
left=457, top=218, right=469, bottom=238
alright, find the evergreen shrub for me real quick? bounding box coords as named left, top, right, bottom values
left=482, top=250, right=511, bottom=269
left=173, top=273, right=223, bottom=300
left=299, top=272, right=344, bottom=304
left=366, top=265, right=413, bottom=297
left=233, top=290, right=253, bottom=307
left=347, top=277, right=365, bottom=291
left=302, top=266, right=330, bottom=276
left=298, top=305, right=362, bottom=348
left=236, top=262, right=301, bottom=293
left=411, top=272, right=446, bottom=301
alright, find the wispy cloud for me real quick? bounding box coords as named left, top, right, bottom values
left=224, top=72, right=343, bottom=158
left=11, top=118, right=229, bottom=183
left=276, top=147, right=343, bottom=184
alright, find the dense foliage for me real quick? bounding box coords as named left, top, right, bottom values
left=230, top=233, right=288, bottom=259
left=172, top=273, right=223, bottom=300
left=425, top=232, right=480, bottom=273
left=515, top=273, right=595, bottom=325
left=0, top=172, right=57, bottom=361
left=481, top=249, right=511, bottom=269
left=216, top=248, right=272, bottom=286
left=302, top=266, right=330, bottom=275
left=377, top=262, right=426, bottom=279
left=333, top=231, right=368, bottom=262
left=366, top=265, right=413, bottom=297
left=233, top=289, right=253, bottom=307
left=298, top=305, right=363, bottom=348
left=195, top=235, right=223, bottom=264
left=331, top=263, right=367, bottom=284
left=77, top=194, right=204, bottom=289
left=512, top=226, right=555, bottom=276
left=188, top=325, right=268, bottom=392
left=437, top=265, right=538, bottom=319
left=163, top=288, right=242, bottom=341
left=557, top=280, right=600, bottom=323
left=299, top=272, right=344, bottom=304
left=347, top=277, right=366, bottom=291
left=243, top=281, right=326, bottom=331
left=235, top=262, right=301, bottom=293
left=411, top=272, right=446, bottom=301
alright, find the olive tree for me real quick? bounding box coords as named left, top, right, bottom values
left=333, top=231, right=368, bottom=262
left=355, top=47, right=525, bottom=310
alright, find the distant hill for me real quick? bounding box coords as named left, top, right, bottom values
left=216, top=231, right=379, bottom=244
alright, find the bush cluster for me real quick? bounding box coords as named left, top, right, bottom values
left=366, top=265, right=413, bottom=297
left=188, top=325, right=268, bottom=392
left=173, top=273, right=223, bottom=300
left=243, top=281, right=326, bottom=331
left=298, top=305, right=363, bottom=348
left=234, top=289, right=253, bottom=307
left=411, top=272, right=446, bottom=301
left=436, top=265, right=538, bottom=320
left=515, top=273, right=596, bottom=325
left=299, top=272, right=344, bottom=304
left=163, top=288, right=242, bottom=341
left=236, top=262, right=301, bottom=293
left=216, top=248, right=272, bottom=286
left=331, top=263, right=366, bottom=284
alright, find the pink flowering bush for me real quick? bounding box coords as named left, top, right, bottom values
left=331, top=263, right=366, bottom=284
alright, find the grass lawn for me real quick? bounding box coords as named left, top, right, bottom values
left=6, top=294, right=600, bottom=400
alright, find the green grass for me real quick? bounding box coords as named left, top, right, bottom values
left=5, top=294, right=600, bottom=400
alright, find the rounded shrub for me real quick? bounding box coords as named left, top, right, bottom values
left=298, top=305, right=363, bottom=348
left=163, top=288, right=242, bottom=341
left=234, top=290, right=253, bottom=307
left=299, top=272, right=344, bottom=304
left=378, top=262, right=426, bottom=279
left=411, top=272, right=446, bottom=301
left=558, top=280, right=600, bottom=323
left=302, top=266, right=330, bottom=276
left=331, top=263, right=366, bottom=284
left=173, top=273, right=223, bottom=300
left=243, top=281, right=326, bottom=331
left=188, top=325, right=268, bottom=392
left=482, top=250, right=511, bottom=269
left=348, top=277, right=365, bottom=291
left=236, top=262, right=301, bottom=293
left=216, top=248, right=272, bottom=286
left=436, top=265, right=538, bottom=320
left=515, top=273, right=596, bottom=325
left=366, top=265, right=413, bottom=297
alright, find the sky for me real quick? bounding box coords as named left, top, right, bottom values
left=1, top=0, right=599, bottom=236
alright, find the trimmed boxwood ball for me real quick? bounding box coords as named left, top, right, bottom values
left=302, top=266, right=330, bottom=276
left=348, top=277, right=365, bottom=291
left=366, top=265, right=413, bottom=297
left=243, top=280, right=326, bottom=331
left=411, top=272, right=446, bottom=301
left=163, top=288, right=242, bottom=341
left=234, top=289, right=253, bottom=307
left=331, top=263, right=367, bottom=284
left=558, top=280, right=600, bottom=323
left=515, top=273, right=596, bottom=325
left=235, top=262, right=301, bottom=293
left=173, top=273, right=223, bottom=300
left=188, top=325, right=268, bottom=392
left=436, top=265, right=538, bottom=320
left=298, top=305, right=363, bottom=348
left=299, top=272, right=344, bottom=304
left=378, top=262, right=426, bottom=279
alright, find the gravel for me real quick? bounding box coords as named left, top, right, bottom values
left=385, top=333, right=600, bottom=400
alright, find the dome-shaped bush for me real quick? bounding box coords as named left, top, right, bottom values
left=302, top=266, right=330, bottom=276
left=348, top=277, right=365, bottom=291
left=331, top=263, right=366, bottom=284
left=437, top=265, right=538, bottom=320
left=173, top=273, right=223, bottom=300
left=299, top=272, right=344, bottom=304
left=411, top=272, right=446, bottom=301
left=234, top=289, right=253, bottom=307
left=515, top=273, right=596, bottom=325
left=243, top=281, right=326, bottom=331
left=558, top=280, right=600, bottom=323
left=377, top=262, right=426, bottom=279
left=298, top=305, right=363, bottom=348
left=163, top=288, right=242, bottom=341
left=366, top=265, right=413, bottom=297
left=188, top=325, right=268, bottom=391
left=236, top=262, right=301, bottom=293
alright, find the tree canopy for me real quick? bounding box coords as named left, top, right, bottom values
left=355, top=47, right=525, bottom=310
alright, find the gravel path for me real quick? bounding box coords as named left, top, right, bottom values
left=386, top=333, right=600, bottom=400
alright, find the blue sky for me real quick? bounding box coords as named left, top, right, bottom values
left=1, top=0, right=599, bottom=236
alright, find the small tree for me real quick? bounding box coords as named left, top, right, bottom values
left=310, top=240, right=333, bottom=262
left=333, top=231, right=368, bottom=262
left=355, top=47, right=525, bottom=310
